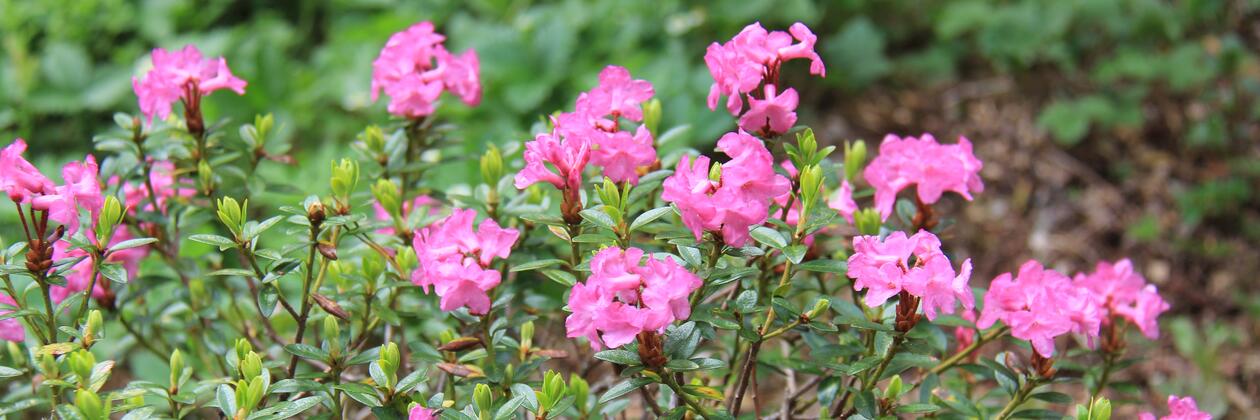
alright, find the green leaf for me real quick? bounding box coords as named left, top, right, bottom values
left=107, top=238, right=157, bottom=253
left=664, top=359, right=700, bottom=371
left=336, top=383, right=382, bottom=407
left=510, top=259, right=567, bottom=272
left=1032, top=391, right=1074, bottom=404
left=734, top=290, right=758, bottom=313
left=189, top=234, right=237, bottom=250
left=99, top=263, right=127, bottom=284
left=1011, top=408, right=1068, bottom=419
left=629, top=207, right=674, bottom=231
left=598, top=378, right=653, bottom=405
left=0, top=366, right=20, bottom=378
left=594, top=349, right=641, bottom=366
left=208, top=268, right=256, bottom=277
left=782, top=245, right=807, bottom=264
left=796, top=259, right=846, bottom=274
left=579, top=209, right=617, bottom=231
left=749, top=226, right=787, bottom=249
left=896, top=403, right=940, bottom=414
left=284, top=344, right=331, bottom=363
left=540, top=269, right=576, bottom=287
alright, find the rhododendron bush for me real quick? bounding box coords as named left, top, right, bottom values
left=0, top=20, right=1208, bottom=420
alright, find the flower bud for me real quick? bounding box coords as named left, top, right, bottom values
left=75, top=389, right=106, bottom=420
left=323, top=317, right=341, bottom=359
left=38, top=354, right=59, bottom=378
left=855, top=208, right=882, bottom=236
left=473, top=383, right=493, bottom=418
left=520, top=320, right=535, bottom=351
left=94, top=196, right=124, bottom=245
left=798, top=164, right=824, bottom=212
left=330, top=159, right=360, bottom=201
left=884, top=375, right=903, bottom=398
left=569, top=373, right=589, bottom=410
left=255, top=113, right=274, bottom=145
left=306, top=200, right=326, bottom=227
left=240, top=351, right=263, bottom=379
left=197, top=159, right=215, bottom=195
left=709, top=162, right=723, bottom=182
left=844, top=140, right=867, bottom=181
left=82, top=310, right=103, bottom=347
left=359, top=125, right=386, bottom=157
left=68, top=349, right=96, bottom=387
left=169, top=349, right=185, bottom=391
left=395, top=247, right=418, bottom=275
left=642, top=98, right=662, bottom=136
left=234, top=338, right=253, bottom=361
left=216, top=197, right=246, bottom=238
left=379, top=342, right=400, bottom=379
left=806, top=298, right=830, bottom=320
left=371, top=179, right=401, bottom=219
left=480, top=145, right=504, bottom=186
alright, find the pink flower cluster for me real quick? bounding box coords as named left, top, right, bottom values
left=0, top=293, right=23, bottom=342
left=51, top=229, right=149, bottom=303
left=661, top=131, right=790, bottom=247
left=863, top=134, right=984, bottom=221
left=705, top=22, right=824, bottom=137
left=1140, top=395, right=1212, bottom=420
left=132, top=45, right=247, bottom=123
left=1074, top=259, right=1169, bottom=339
left=515, top=66, right=657, bottom=189
left=409, top=406, right=436, bottom=420
left=566, top=247, right=702, bottom=350
left=978, top=260, right=1102, bottom=357
left=411, top=209, right=518, bottom=314
left=370, top=21, right=481, bottom=118
left=828, top=180, right=858, bottom=224
left=113, top=161, right=195, bottom=215
left=846, top=230, right=973, bottom=320
left=1, top=139, right=56, bottom=203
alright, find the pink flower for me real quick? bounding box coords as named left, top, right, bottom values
left=1074, top=259, right=1168, bottom=339
left=565, top=247, right=702, bottom=350
left=846, top=230, right=972, bottom=318
left=513, top=128, right=590, bottom=192
left=373, top=195, right=441, bottom=236
left=132, top=45, right=247, bottom=123
left=1139, top=395, right=1212, bottom=420
left=978, top=260, right=1101, bottom=357
left=371, top=22, right=481, bottom=118
left=1113, top=285, right=1170, bottom=339
left=115, top=161, right=194, bottom=215
left=585, top=66, right=655, bottom=121
left=864, top=134, right=984, bottom=221
left=411, top=209, right=518, bottom=314
left=590, top=126, right=656, bottom=184
left=738, top=85, right=798, bottom=138
left=51, top=229, right=149, bottom=304
left=0, top=293, right=23, bottom=342
left=705, top=22, right=825, bottom=116
left=954, top=309, right=977, bottom=352
left=905, top=255, right=974, bottom=320
left=661, top=131, right=789, bottom=247
left=409, top=406, right=437, bottom=420
left=39, top=156, right=103, bottom=237
left=828, top=180, right=858, bottom=224
left=0, top=139, right=55, bottom=203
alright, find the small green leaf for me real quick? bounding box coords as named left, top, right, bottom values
left=749, top=226, right=787, bottom=249
left=593, top=349, right=641, bottom=366
left=598, top=378, right=653, bottom=405
left=510, top=259, right=567, bottom=272
left=629, top=207, right=674, bottom=231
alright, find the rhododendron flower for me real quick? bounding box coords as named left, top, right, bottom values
left=584, top=65, right=654, bottom=121
left=565, top=247, right=702, bottom=350
left=0, top=293, right=23, bottom=342
left=513, top=129, right=590, bottom=192
left=846, top=230, right=973, bottom=319
left=1, top=139, right=55, bottom=203
left=705, top=22, right=825, bottom=116
left=132, top=45, right=247, bottom=123
left=409, top=406, right=436, bottom=420
left=371, top=21, right=481, bottom=118
left=37, top=156, right=102, bottom=237
left=661, top=131, right=789, bottom=246
left=864, top=134, right=984, bottom=221
left=1074, top=259, right=1169, bottom=339
left=738, top=85, right=798, bottom=138
left=374, top=195, right=441, bottom=236
left=1139, top=395, right=1212, bottom=420
left=50, top=229, right=149, bottom=304
left=412, top=209, right=518, bottom=314
left=590, top=126, right=656, bottom=185
left=978, top=260, right=1102, bottom=357
left=828, top=180, right=858, bottom=224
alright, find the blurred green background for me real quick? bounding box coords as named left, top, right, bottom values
left=2, top=0, right=1259, bottom=416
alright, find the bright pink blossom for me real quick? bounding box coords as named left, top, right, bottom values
left=565, top=247, right=702, bottom=350
left=584, top=66, right=655, bottom=122
left=411, top=209, right=518, bottom=314
left=905, top=255, right=975, bottom=320
left=738, top=85, right=798, bottom=138
left=1074, top=259, right=1169, bottom=339
left=371, top=22, right=481, bottom=118
left=0, top=293, right=23, bottom=342
left=1139, top=395, right=1212, bottom=420
left=661, top=131, right=789, bottom=247
left=0, top=139, right=55, bottom=203
left=51, top=229, right=148, bottom=304
left=864, top=134, right=984, bottom=221
left=132, top=45, right=247, bottom=123
left=513, top=128, right=590, bottom=192
left=115, top=161, right=194, bottom=215
left=705, top=22, right=825, bottom=116
left=828, top=180, right=858, bottom=224
left=846, top=230, right=973, bottom=319
left=373, top=195, right=441, bottom=236
left=409, top=406, right=437, bottom=420
left=590, top=126, right=656, bottom=184
left=38, top=156, right=102, bottom=237
left=978, top=260, right=1102, bottom=357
